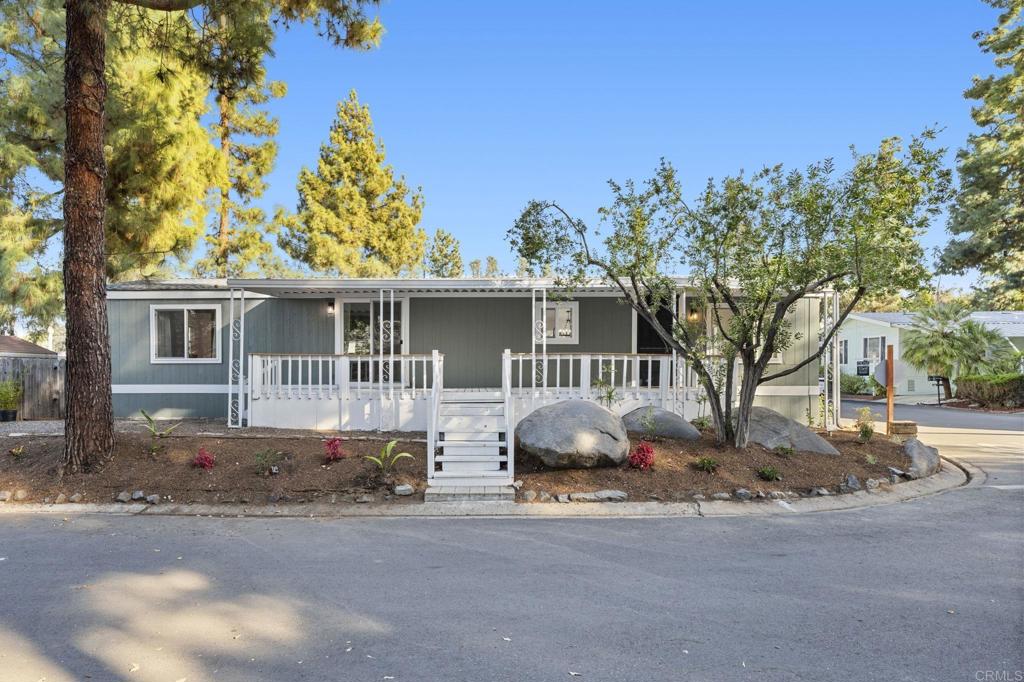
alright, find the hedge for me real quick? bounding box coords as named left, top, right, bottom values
left=955, top=373, right=1024, bottom=408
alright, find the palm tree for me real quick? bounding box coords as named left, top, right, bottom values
left=902, top=303, right=966, bottom=399
left=902, top=303, right=1011, bottom=399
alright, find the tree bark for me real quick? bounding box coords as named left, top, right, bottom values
left=62, top=0, right=113, bottom=473
left=941, top=377, right=953, bottom=400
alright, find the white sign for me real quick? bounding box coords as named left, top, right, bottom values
left=873, top=360, right=903, bottom=387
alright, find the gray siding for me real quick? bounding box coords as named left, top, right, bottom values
left=108, top=297, right=334, bottom=385
left=409, top=296, right=633, bottom=388
left=760, top=296, right=819, bottom=388
left=114, top=394, right=226, bottom=420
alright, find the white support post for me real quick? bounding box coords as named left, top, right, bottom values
left=580, top=354, right=591, bottom=400
left=227, top=287, right=246, bottom=428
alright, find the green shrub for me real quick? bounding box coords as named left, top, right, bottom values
left=693, top=456, right=719, bottom=473
left=0, top=379, right=23, bottom=410
left=840, top=373, right=869, bottom=395
left=254, top=449, right=284, bottom=476
left=855, top=406, right=876, bottom=443
left=868, top=376, right=886, bottom=397
left=757, top=465, right=782, bottom=481
left=955, top=373, right=1024, bottom=408
left=690, top=415, right=712, bottom=431
left=774, top=445, right=794, bottom=458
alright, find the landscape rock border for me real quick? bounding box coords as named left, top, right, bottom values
left=0, top=457, right=972, bottom=518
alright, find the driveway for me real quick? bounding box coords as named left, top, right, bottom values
left=0, top=415, right=1021, bottom=681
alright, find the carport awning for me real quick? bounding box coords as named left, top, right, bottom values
left=225, top=277, right=693, bottom=297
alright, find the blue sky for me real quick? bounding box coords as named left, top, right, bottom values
left=258, top=0, right=995, bottom=286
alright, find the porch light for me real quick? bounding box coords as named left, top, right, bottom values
left=327, top=301, right=335, bottom=315
left=687, top=308, right=700, bottom=323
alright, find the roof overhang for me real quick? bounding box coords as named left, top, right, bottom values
left=224, top=277, right=693, bottom=297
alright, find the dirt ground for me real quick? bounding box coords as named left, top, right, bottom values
left=0, top=433, right=426, bottom=505
left=0, top=427, right=911, bottom=505
left=517, top=430, right=911, bottom=501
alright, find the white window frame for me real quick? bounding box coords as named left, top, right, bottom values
left=535, top=301, right=579, bottom=345
left=864, top=335, right=885, bottom=364
left=839, top=339, right=849, bottom=365
left=149, top=304, right=222, bottom=364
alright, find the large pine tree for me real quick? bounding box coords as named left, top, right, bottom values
left=426, top=229, right=463, bottom=277
left=941, top=0, right=1024, bottom=308
left=195, top=73, right=290, bottom=277
left=280, top=90, right=427, bottom=276
left=53, top=0, right=383, bottom=471
left=0, top=0, right=217, bottom=330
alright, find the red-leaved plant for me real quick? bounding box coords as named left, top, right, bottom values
left=323, top=437, right=346, bottom=463
left=192, top=447, right=215, bottom=470
left=628, top=441, right=655, bottom=470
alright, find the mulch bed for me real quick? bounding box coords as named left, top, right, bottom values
left=0, top=433, right=426, bottom=505
left=517, top=430, right=911, bottom=501
left=1, top=428, right=911, bottom=506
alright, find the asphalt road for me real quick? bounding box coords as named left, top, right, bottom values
left=1, top=410, right=1021, bottom=682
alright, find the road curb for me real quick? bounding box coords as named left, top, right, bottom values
left=0, top=457, right=970, bottom=519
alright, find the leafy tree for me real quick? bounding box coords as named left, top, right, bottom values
left=56, top=0, right=383, bottom=472
left=484, top=256, right=501, bottom=277
left=902, top=302, right=1014, bottom=398
left=510, top=135, right=951, bottom=447
left=468, top=259, right=482, bottom=277
left=940, top=0, right=1024, bottom=308
left=0, top=0, right=217, bottom=330
left=426, top=229, right=463, bottom=277
left=279, top=89, right=427, bottom=276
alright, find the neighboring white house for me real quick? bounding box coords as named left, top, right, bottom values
left=838, top=311, right=1024, bottom=396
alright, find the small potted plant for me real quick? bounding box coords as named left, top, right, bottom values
left=0, top=378, right=23, bottom=422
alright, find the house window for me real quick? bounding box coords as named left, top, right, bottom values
left=150, top=305, right=221, bottom=363
left=863, top=336, right=886, bottom=363
left=535, top=301, right=579, bottom=344
left=839, top=339, right=849, bottom=365
left=907, top=379, right=916, bottom=392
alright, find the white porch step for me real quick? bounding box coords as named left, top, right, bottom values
left=440, top=404, right=504, bottom=416
left=441, top=391, right=504, bottom=402
left=440, top=432, right=502, bottom=442
left=438, top=415, right=505, bottom=431
left=436, top=454, right=508, bottom=462
left=430, top=471, right=514, bottom=487
left=438, top=441, right=507, bottom=451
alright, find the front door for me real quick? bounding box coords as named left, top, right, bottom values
left=341, top=300, right=403, bottom=383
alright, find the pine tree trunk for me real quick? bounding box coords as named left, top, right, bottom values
left=62, top=0, right=113, bottom=474
left=216, top=90, right=231, bottom=276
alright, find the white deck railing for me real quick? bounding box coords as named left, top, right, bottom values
left=248, top=352, right=443, bottom=451
left=501, top=350, right=693, bottom=421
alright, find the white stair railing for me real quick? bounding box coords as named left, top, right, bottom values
left=502, top=348, right=515, bottom=481
left=427, top=349, right=443, bottom=482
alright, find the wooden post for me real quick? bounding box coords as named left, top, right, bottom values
left=886, top=344, right=895, bottom=435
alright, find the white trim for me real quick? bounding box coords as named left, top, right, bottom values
left=534, top=300, right=580, bottom=345
left=109, top=291, right=271, bottom=300
left=113, top=384, right=230, bottom=394
left=847, top=313, right=898, bottom=328
left=149, top=304, right=222, bottom=364
left=333, top=296, right=342, bottom=354
left=754, top=385, right=820, bottom=396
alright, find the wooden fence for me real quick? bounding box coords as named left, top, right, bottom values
left=0, top=356, right=66, bottom=420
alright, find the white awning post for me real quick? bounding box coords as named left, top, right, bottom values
left=227, top=287, right=246, bottom=428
